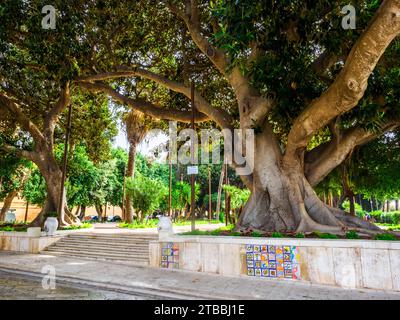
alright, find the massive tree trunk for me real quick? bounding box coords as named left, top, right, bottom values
left=237, top=127, right=382, bottom=236
left=30, top=153, right=79, bottom=227
left=0, top=190, right=18, bottom=221
left=124, top=143, right=136, bottom=224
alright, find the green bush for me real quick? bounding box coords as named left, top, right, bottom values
left=342, top=200, right=365, bottom=218
left=218, top=212, right=225, bottom=223
left=370, top=210, right=400, bottom=224
left=346, top=231, right=360, bottom=239
left=374, top=233, right=398, bottom=241
left=314, top=232, right=339, bottom=239
left=250, top=231, right=264, bottom=237
left=271, top=232, right=283, bottom=238
left=295, top=233, right=305, bottom=238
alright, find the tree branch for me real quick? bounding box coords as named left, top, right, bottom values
left=77, top=67, right=234, bottom=128
left=0, top=143, right=38, bottom=162
left=285, top=0, right=400, bottom=162
left=44, top=82, right=71, bottom=142
left=305, top=121, right=400, bottom=187
left=0, top=93, right=45, bottom=144
left=77, top=81, right=210, bottom=123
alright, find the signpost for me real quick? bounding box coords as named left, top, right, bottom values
left=58, top=104, right=72, bottom=221
left=190, top=82, right=196, bottom=232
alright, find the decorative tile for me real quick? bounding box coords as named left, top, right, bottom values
left=245, top=244, right=301, bottom=280
left=161, top=242, right=179, bottom=269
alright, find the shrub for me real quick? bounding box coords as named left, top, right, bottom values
left=342, top=200, right=365, bottom=218
left=346, top=231, right=360, bottom=239
left=271, top=232, right=283, bottom=238
left=370, top=211, right=400, bottom=224
left=250, top=231, right=264, bottom=237
left=374, top=233, right=398, bottom=241
left=45, top=211, right=58, bottom=218
left=314, top=232, right=339, bottom=239
left=295, top=233, right=305, bottom=238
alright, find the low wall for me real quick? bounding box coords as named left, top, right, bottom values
left=149, top=235, right=400, bottom=292
left=0, top=232, right=62, bottom=253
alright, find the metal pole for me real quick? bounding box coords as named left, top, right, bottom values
left=208, top=166, right=212, bottom=222
left=58, top=104, right=72, bottom=220
left=169, top=154, right=172, bottom=218
left=191, top=82, right=196, bottom=232
left=24, top=201, right=29, bottom=223
left=224, top=163, right=229, bottom=226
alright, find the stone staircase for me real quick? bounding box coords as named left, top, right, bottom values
left=41, top=233, right=158, bottom=265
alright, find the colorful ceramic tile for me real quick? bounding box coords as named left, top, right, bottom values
left=261, top=245, right=268, bottom=252
left=268, top=245, right=276, bottom=253
left=244, top=244, right=301, bottom=280
left=261, top=253, right=268, bottom=261
left=268, top=253, right=276, bottom=261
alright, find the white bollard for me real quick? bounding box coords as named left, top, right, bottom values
left=157, top=216, right=174, bottom=241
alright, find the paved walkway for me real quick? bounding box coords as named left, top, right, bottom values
left=0, top=251, right=399, bottom=300
left=54, top=222, right=225, bottom=236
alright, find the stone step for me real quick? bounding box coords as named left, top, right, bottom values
left=50, top=243, right=149, bottom=253
left=68, top=233, right=158, bottom=240
left=55, top=239, right=150, bottom=248
left=64, top=236, right=157, bottom=244
left=41, top=251, right=148, bottom=265
left=43, top=247, right=149, bottom=260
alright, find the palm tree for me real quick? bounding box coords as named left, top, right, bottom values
left=123, top=110, right=149, bottom=223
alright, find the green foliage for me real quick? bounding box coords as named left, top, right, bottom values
left=370, top=211, right=400, bottom=225
left=125, top=174, right=167, bottom=218
left=342, top=200, right=366, bottom=218
left=374, top=233, right=398, bottom=241
left=313, top=232, right=339, bottom=239
left=22, top=166, right=47, bottom=206
left=249, top=231, right=263, bottom=237
left=45, top=212, right=58, bottom=218
left=346, top=231, right=360, bottom=239
left=295, top=233, right=305, bottom=238
left=271, top=232, right=283, bottom=238
left=60, top=222, right=92, bottom=230
left=222, top=185, right=250, bottom=210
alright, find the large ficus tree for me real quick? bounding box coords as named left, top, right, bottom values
left=75, top=0, right=400, bottom=235
left=3, top=0, right=400, bottom=234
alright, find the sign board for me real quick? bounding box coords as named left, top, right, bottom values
left=187, top=166, right=198, bottom=175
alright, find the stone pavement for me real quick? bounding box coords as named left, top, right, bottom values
left=0, top=251, right=399, bottom=300
left=0, top=270, right=144, bottom=300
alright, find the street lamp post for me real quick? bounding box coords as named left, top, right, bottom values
left=58, top=104, right=72, bottom=222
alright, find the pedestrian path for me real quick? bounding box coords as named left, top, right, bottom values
left=0, top=251, right=399, bottom=300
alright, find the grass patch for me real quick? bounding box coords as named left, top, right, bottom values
left=375, top=223, right=400, bottom=231
left=60, top=222, right=92, bottom=230
left=345, top=231, right=360, bottom=239
left=312, top=232, right=339, bottom=239
left=0, top=222, right=29, bottom=232
left=119, top=219, right=222, bottom=229
left=374, top=233, right=398, bottom=241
